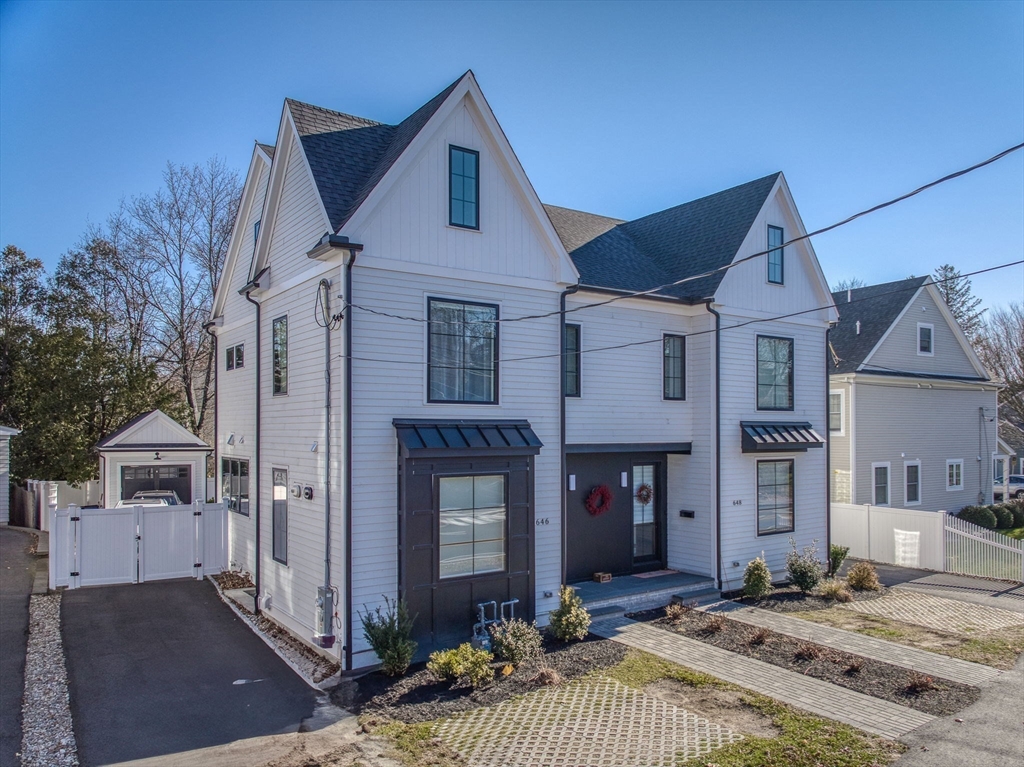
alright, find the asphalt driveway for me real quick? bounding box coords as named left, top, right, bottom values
left=0, top=528, right=36, bottom=767
left=62, top=578, right=319, bottom=766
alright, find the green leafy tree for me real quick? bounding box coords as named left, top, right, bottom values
left=1, top=245, right=45, bottom=427
left=933, top=264, right=985, bottom=341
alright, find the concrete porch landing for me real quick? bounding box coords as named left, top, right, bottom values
left=572, top=571, right=717, bottom=616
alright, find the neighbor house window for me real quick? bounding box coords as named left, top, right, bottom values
left=564, top=324, right=581, bottom=397
left=872, top=462, right=890, bottom=506
left=226, top=343, right=244, bottom=371
left=756, top=335, right=794, bottom=410
left=221, top=458, right=249, bottom=515
left=767, top=225, right=784, bottom=285
left=947, top=460, right=963, bottom=491
left=272, top=468, right=288, bottom=564
left=272, top=316, right=288, bottom=395
left=438, top=474, right=506, bottom=579
left=905, top=461, right=921, bottom=506
left=918, top=323, right=934, bottom=355
left=254, top=219, right=261, bottom=244
left=663, top=334, right=685, bottom=400
left=828, top=391, right=844, bottom=434
left=428, top=298, right=498, bottom=403
left=449, top=146, right=479, bottom=229
left=757, top=460, right=794, bottom=535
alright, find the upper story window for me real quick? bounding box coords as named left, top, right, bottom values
left=663, top=334, right=686, bottom=400
left=946, top=459, right=963, bottom=491
left=254, top=219, right=261, bottom=243
left=272, top=316, right=288, bottom=395
left=828, top=391, right=843, bottom=433
left=226, top=343, right=244, bottom=371
left=449, top=146, right=479, bottom=229
left=756, top=335, right=794, bottom=411
left=767, top=225, right=784, bottom=285
left=905, top=461, right=921, bottom=505
left=917, top=323, right=934, bottom=356
left=873, top=462, right=890, bottom=506
left=564, top=324, right=581, bottom=397
left=428, top=298, right=498, bottom=403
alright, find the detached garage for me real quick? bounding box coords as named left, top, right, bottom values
left=96, top=410, right=210, bottom=507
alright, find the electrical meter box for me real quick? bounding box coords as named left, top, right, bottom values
left=313, top=586, right=336, bottom=648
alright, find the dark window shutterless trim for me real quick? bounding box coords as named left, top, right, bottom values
left=663, top=334, right=685, bottom=400
left=221, top=458, right=250, bottom=516
left=767, top=225, right=784, bottom=285
left=756, top=458, right=795, bottom=536
left=564, top=324, right=581, bottom=397
left=226, top=346, right=235, bottom=371
left=756, top=335, right=794, bottom=411
left=449, top=146, right=480, bottom=230
left=427, top=297, right=499, bottom=404
left=272, top=316, right=288, bottom=395
left=435, top=472, right=508, bottom=581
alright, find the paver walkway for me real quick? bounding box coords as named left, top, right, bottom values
left=841, top=591, right=1024, bottom=634
left=708, top=602, right=1003, bottom=687
left=591, top=616, right=935, bottom=740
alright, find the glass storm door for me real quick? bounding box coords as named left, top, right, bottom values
left=632, top=464, right=657, bottom=562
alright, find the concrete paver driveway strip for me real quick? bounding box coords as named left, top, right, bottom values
left=0, top=528, right=36, bottom=767
left=62, top=579, right=320, bottom=766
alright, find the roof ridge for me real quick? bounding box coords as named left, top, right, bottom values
left=542, top=203, right=626, bottom=225
left=284, top=97, right=387, bottom=128
left=628, top=172, right=782, bottom=226
left=831, top=275, right=928, bottom=299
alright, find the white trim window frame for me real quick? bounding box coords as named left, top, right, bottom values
left=904, top=460, right=922, bottom=506
left=917, top=322, right=934, bottom=356
left=828, top=390, right=844, bottom=436
left=946, top=459, right=963, bottom=491
left=871, top=461, right=891, bottom=506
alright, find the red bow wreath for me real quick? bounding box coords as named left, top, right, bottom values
left=586, top=484, right=613, bottom=516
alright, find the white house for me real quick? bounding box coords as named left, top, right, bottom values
left=828, top=277, right=1000, bottom=511
left=1, top=425, right=20, bottom=526
left=210, top=71, right=838, bottom=672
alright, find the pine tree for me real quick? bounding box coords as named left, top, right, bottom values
left=932, top=264, right=985, bottom=341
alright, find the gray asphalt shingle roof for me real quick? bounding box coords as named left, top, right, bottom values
left=545, top=173, right=782, bottom=303
left=828, top=277, right=929, bottom=374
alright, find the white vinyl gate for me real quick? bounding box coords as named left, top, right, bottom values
left=50, top=501, right=227, bottom=589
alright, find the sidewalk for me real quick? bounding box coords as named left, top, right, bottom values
left=590, top=616, right=935, bottom=740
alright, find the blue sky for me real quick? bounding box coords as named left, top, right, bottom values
left=1, top=0, right=1021, bottom=309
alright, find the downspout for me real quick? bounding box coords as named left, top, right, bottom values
left=705, top=301, right=722, bottom=591
left=203, top=321, right=218, bottom=506
left=824, top=327, right=832, bottom=568
left=559, top=284, right=580, bottom=587
left=344, top=251, right=357, bottom=672
left=243, top=280, right=264, bottom=616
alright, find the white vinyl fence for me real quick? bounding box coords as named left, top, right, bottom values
left=832, top=503, right=1023, bottom=583
left=50, top=501, right=227, bottom=590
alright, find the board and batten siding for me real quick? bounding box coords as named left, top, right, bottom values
left=865, top=288, right=981, bottom=379
left=222, top=162, right=270, bottom=322
left=851, top=380, right=998, bottom=511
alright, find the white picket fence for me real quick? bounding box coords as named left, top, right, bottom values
left=50, top=501, right=227, bottom=590
left=831, top=503, right=1023, bottom=583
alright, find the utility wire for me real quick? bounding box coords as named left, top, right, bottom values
left=342, top=141, right=1024, bottom=326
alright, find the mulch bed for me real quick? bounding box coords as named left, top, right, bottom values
left=734, top=584, right=890, bottom=613
left=211, top=570, right=254, bottom=590
left=628, top=608, right=980, bottom=716
left=331, top=632, right=626, bottom=723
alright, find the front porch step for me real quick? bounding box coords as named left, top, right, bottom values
left=670, top=588, right=723, bottom=608
left=579, top=576, right=717, bottom=615
left=588, top=604, right=629, bottom=620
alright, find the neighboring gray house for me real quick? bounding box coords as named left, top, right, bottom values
left=828, top=277, right=999, bottom=511
left=1, top=425, right=20, bottom=526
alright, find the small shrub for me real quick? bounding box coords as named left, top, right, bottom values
left=957, top=505, right=998, bottom=530
left=703, top=614, right=725, bottom=633
left=990, top=504, right=1014, bottom=530
left=785, top=538, right=824, bottom=593
left=549, top=585, right=591, bottom=641
left=489, top=618, right=542, bottom=666
left=794, top=642, right=823, bottom=661
left=743, top=556, right=774, bottom=599
left=530, top=666, right=562, bottom=686
left=846, top=561, right=881, bottom=591
left=817, top=578, right=854, bottom=603
left=845, top=658, right=864, bottom=675
left=359, top=595, right=417, bottom=677
left=665, top=602, right=687, bottom=623
left=748, top=627, right=771, bottom=646
left=829, top=544, right=850, bottom=576
left=905, top=673, right=936, bottom=693
left=427, top=643, right=494, bottom=688
left=1004, top=499, right=1024, bottom=527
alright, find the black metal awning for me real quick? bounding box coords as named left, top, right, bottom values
left=393, top=419, right=543, bottom=458
left=741, top=422, right=825, bottom=453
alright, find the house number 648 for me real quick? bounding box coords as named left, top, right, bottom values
left=535, top=518, right=550, bottom=526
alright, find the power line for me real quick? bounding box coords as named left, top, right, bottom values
left=342, top=141, right=1024, bottom=326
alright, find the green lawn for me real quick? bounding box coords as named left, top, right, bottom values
left=1000, top=526, right=1024, bottom=540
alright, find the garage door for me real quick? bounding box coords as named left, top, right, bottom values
left=121, top=465, right=192, bottom=504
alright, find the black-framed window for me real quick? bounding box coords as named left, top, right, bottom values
left=272, top=316, right=288, bottom=395
left=428, top=298, right=498, bottom=403
left=254, top=219, right=261, bottom=244
left=564, top=324, right=581, bottom=397
left=272, top=468, right=288, bottom=564
left=663, top=334, right=685, bottom=400
left=756, top=335, right=794, bottom=410
left=221, top=458, right=249, bottom=515
left=828, top=392, right=842, bottom=432
left=226, top=343, right=244, bottom=371
left=438, top=474, right=506, bottom=579
left=757, top=459, right=794, bottom=535
left=767, top=225, right=784, bottom=284
left=449, top=146, right=479, bottom=229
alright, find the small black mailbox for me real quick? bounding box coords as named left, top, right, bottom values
left=679, top=509, right=695, bottom=519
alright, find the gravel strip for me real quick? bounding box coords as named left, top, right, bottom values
left=20, top=591, right=78, bottom=767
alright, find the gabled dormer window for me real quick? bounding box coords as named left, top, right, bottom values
left=767, top=225, right=784, bottom=285
left=449, top=146, right=479, bottom=229
left=917, top=323, right=933, bottom=356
